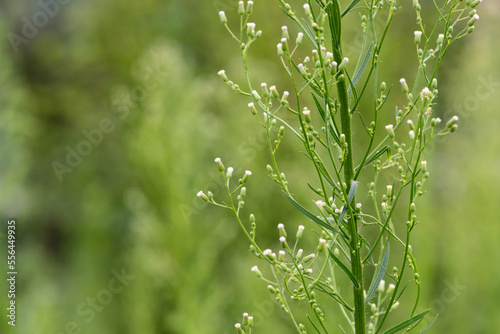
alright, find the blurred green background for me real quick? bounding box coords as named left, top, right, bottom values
left=0, top=0, right=498, bottom=333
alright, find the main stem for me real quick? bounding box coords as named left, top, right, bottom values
left=334, top=44, right=366, bottom=334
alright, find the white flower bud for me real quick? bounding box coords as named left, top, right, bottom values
left=385, top=124, right=395, bottom=138
left=296, top=32, right=303, bottom=45
left=414, top=30, right=422, bottom=44
left=296, top=225, right=305, bottom=240
left=219, top=11, right=227, bottom=24
left=400, top=78, right=409, bottom=94
left=251, top=266, right=262, bottom=278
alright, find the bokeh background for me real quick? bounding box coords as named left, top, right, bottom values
left=0, top=0, right=498, bottom=333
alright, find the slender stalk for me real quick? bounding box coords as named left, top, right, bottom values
left=332, top=32, right=366, bottom=334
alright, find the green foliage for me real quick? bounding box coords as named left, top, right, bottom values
left=200, top=1, right=481, bottom=333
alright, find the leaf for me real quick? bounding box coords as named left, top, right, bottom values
left=347, top=180, right=358, bottom=204
left=301, top=19, right=319, bottom=48
left=341, top=0, right=361, bottom=17
left=328, top=248, right=359, bottom=288
left=326, top=0, right=342, bottom=52
left=383, top=310, right=429, bottom=334
left=336, top=180, right=358, bottom=229
left=365, top=243, right=390, bottom=304
left=315, top=282, right=354, bottom=311
left=307, top=315, right=322, bottom=334
left=283, top=192, right=338, bottom=233
left=356, top=146, right=391, bottom=172
left=312, top=92, right=326, bottom=121
left=348, top=43, right=373, bottom=96
left=421, top=315, right=438, bottom=333
left=307, top=182, right=323, bottom=197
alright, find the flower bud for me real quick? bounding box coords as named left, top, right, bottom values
left=226, top=167, right=234, bottom=178
left=215, top=157, right=225, bottom=172
left=246, top=22, right=256, bottom=38
left=296, top=248, right=303, bottom=260
left=430, top=117, right=441, bottom=127
left=217, top=69, right=228, bottom=82
left=252, top=90, right=261, bottom=101
left=246, top=1, right=254, bottom=14
left=239, top=170, right=252, bottom=184
left=279, top=236, right=288, bottom=248
left=400, top=78, right=409, bottom=94
left=235, top=323, right=244, bottom=334
left=431, top=78, right=438, bottom=90
left=296, top=225, right=305, bottom=240
left=385, top=124, right=395, bottom=138
left=298, top=63, right=307, bottom=76
left=278, top=250, right=285, bottom=262
left=270, top=85, right=279, bottom=99
left=278, top=223, right=287, bottom=238
left=242, top=313, right=249, bottom=327
left=281, top=91, right=289, bottom=106
left=219, top=11, right=227, bottom=24
left=281, top=26, right=289, bottom=40
left=330, top=61, right=338, bottom=75
left=251, top=266, right=262, bottom=277
left=421, top=160, right=427, bottom=173
left=248, top=102, right=257, bottom=115
left=303, top=253, right=316, bottom=263
left=197, top=191, right=209, bottom=202
left=378, top=279, right=386, bottom=293
left=303, top=4, right=312, bottom=17
left=470, top=0, right=482, bottom=8
left=446, top=115, right=458, bottom=128
left=468, top=14, right=479, bottom=27
left=436, top=34, right=444, bottom=47
left=296, top=32, right=303, bottom=45
left=238, top=1, right=245, bottom=15
left=302, top=108, right=311, bottom=123
left=277, top=43, right=284, bottom=57
left=414, top=31, right=422, bottom=45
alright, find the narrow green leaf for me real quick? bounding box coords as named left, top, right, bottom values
left=315, top=282, right=354, bottom=311
left=328, top=248, right=359, bottom=288
left=341, top=0, right=361, bottom=17
left=283, top=192, right=338, bottom=233
left=347, top=180, right=358, bottom=204
left=307, top=315, right=322, bottom=334
left=365, top=243, right=390, bottom=304
left=311, top=93, right=326, bottom=121
left=307, top=182, right=323, bottom=197
left=348, top=43, right=373, bottom=96
left=357, top=146, right=391, bottom=172
left=383, top=310, right=429, bottom=334
left=421, top=315, right=438, bottom=333
left=326, top=0, right=342, bottom=52
left=301, top=19, right=318, bottom=48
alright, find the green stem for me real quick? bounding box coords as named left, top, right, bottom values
left=333, top=37, right=366, bottom=334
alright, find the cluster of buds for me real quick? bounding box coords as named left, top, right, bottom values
left=234, top=312, right=254, bottom=334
